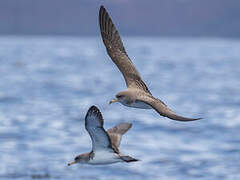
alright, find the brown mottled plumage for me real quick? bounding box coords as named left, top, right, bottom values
left=99, top=6, right=201, bottom=122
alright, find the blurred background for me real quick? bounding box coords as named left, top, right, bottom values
left=0, top=0, right=240, bottom=37
left=0, top=1, right=240, bottom=180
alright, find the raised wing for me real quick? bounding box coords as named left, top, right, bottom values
left=85, top=106, right=113, bottom=151
left=107, top=123, right=132, bottom=149
left=99, top=6, right=151, bottom=94
left=138, top=96, right=202, bottom=122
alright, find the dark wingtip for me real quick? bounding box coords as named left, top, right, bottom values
left=99, top=5, right=106, bottom=32
left=88, top=105, right=99, bottom=113
left=86, top=105, right=102, bottom=119
left=190, top=117, right=203, bottom=121
left=180, top=117, right=203, bottom=122
left=167, top=114, right=203, bottom=122
left=99, top=5, right=105, bottom=14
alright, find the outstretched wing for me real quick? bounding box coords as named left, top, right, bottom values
left=107, top=123, right=132, bottom=149
left=85, top=106, right=113, bottom=151
left=138, top=96, right=202, bottom=122
left=99, top=6, right=151, bottom=94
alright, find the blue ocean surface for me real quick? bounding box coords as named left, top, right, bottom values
left=0, top=36, right=240, bottom=180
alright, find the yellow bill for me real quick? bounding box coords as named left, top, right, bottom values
left=109, top=98, right=118, bottom=104
left=68, top=161, right=76, bottom=166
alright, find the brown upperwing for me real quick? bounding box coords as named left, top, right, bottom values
left=99, top=6, right=151, bottom=94
left=107, top=123, right=132, bottom=151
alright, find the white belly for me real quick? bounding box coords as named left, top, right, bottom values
left=89, top=150, right=122, bottom=165
left=121, top=100, right=152, bottom=109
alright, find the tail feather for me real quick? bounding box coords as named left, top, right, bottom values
left=120, top=155, right=139, bottom=163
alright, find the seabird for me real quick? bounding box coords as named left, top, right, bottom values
left=99, top=6, right=201, bottom=122
left=68, top=106, right=138, bottom=165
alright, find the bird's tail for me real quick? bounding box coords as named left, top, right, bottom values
left=120, top=155, right=139, bottom=163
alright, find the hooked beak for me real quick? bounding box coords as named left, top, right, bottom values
left=68, top=160, right=76, bottom=166
left=109, top=98, right=118, bottom=104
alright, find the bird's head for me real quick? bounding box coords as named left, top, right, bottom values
left=109, top=91, right=132, bottom=105
left=68, top=154, right=88, bottom=166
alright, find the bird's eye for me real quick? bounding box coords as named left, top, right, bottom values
left=117, top=95, right=123, bottom=98
left=75, top=157, right=79, bottom=161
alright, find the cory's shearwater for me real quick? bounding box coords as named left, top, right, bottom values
left=68, top=106, right=138, bottom=165
left=99, top=6, right=201, bottom=122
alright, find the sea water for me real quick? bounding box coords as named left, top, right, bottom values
left=0, top=36, right=240, bottom=180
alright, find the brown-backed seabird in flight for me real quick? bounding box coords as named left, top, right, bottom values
left=99, top=6, right=201, bottom=122
left=68, top=106, right=138, bottom=166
